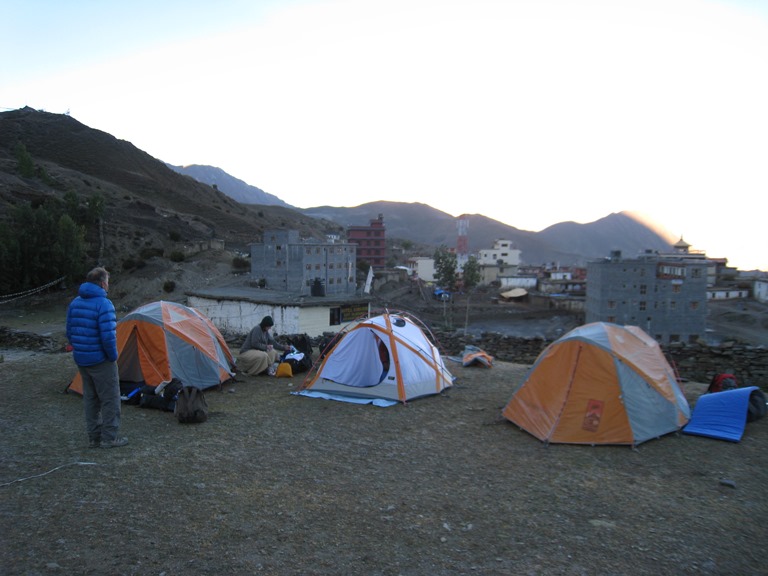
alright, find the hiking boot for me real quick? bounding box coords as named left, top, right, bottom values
left=88, top=438, right=101, bottom=449
left=101, top=437, right=129, bottom=449
left=267, top=363, right=278, bottom=376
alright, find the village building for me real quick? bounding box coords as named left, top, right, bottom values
left=585, top=239, right=708, bottom=344
left=477, top=239, right=521, bottom=285
left=186, top=229, right=369, bottom=337
left=250, top=229, right=357, bottom=297
left=754, top=278, right=768, bottom=304
left=347, top=213, right=387, bottom=269
left=407, top=256, right=436, bottom=282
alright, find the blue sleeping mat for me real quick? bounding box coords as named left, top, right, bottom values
left=682, top=386, right=759, bottom=442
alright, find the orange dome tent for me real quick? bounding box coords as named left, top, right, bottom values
left=68, top=301, right=235, bottom=394
left=503, top=322, right=690, bottom=446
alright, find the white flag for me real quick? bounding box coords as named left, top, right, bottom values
left=364, top=267, right=374, bottom=294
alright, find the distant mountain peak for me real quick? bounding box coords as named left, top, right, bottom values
left=167, top=163, right=290, bottom=207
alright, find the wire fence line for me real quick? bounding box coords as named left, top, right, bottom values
left=0, top=276, right=67, bottom=305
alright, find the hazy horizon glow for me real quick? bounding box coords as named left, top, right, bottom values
left=2, top=0, right=767, bottom=270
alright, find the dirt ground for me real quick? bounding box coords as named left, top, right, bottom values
left=2, top=262, right=767, bottom=575
left=1, top=342, right=767, bottom=575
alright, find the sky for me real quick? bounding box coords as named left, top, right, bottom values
left=2, top=0, right=767, bottom=270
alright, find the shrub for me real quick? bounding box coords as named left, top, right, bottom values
left=169, top=230, right=181, bottom=242
left=139, top=247, right=164, bottom=260
left=169, top=251, right=185, bottom=262
left=162, top=280, right=176, bottom=293
left=232, top=256, right=249, bottom=270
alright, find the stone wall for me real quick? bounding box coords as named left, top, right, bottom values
left=434, top=330, right=768, bottom=390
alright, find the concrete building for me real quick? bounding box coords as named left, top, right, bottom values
left=586, top=241, right=708, bottom=344
left=477, top=239, right=521, bottom=285
left=755, top=279, right=768, bottom=304
left=347, top=213, right=387, bottom=269
left=187, top=285, right=370, bottom=337
left=250, top=229, right=357, bottom=297
left=407, top=256, right=436, bottom=282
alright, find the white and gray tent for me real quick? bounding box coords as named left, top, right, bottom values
left=300, top=312, right=454, bottom=403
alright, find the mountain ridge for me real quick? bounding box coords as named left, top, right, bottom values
left=166, top=163, right=290, bottom=207
left=0, top=107, right=675, bottom=269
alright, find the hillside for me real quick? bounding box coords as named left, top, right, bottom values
left=1, top=107, right=675, bottom=284
left=0, top=108, right=344, bottom=263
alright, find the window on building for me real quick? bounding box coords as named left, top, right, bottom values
left=329, top=263, right=334, bottom=269
left=658, top=265, right=686, bottom=278
left=670, top=301, right=677, bottom=310
left=691, top=268, right=701, bottom=278
left=639, top=284, right=647, bottom=295
left=607, top=316, right=616, bottom=323
left=275, top=260, right=282, bottom=267
left=329, top=307, right=341, bottom=326
left=688, top=334, right=699, bottom=343
left=315, top=264, right=321, bottom=270
left=672, top=284, right=681, bottom=293
left=608, top=300, right=616, bottom=309
left=690, top=301, right=700, bottom=310
left=639, top=301, right=646, bottom=311
left=305, top=264, right=311, bottom=270
left=669, top=334, right=680, bottom=343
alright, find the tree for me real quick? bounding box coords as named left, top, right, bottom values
left=0, top=223, right=20, bottom=293
left=86, top=192, right=105, bottom=224
left=461, top=256, right=482, bottom=335
left=63, top=188, right=80, bottom=222
left=433, top=245, right=457, bottom=290
left=14, top=142, right=35, bottom=178
left=1, top=200, right=87, bottom=293
left=462, top=256, right=481, bottom=291
left=54, top=214, right=86, bottom=283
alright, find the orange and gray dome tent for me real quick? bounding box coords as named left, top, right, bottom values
left=502, top=322, right=690, bottom=446
left=68, top=301, right=235, bottom=394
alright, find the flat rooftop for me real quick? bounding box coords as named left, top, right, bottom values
left=186, top=278, right=371, bottom=307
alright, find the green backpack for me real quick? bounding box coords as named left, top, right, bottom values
left=174, top=386, right=209, bottom=424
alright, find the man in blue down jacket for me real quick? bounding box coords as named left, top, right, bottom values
left=66, top=267, right=127, bottom=448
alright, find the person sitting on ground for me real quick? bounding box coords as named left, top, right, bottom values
left=238, top=315, right=289, bottom=376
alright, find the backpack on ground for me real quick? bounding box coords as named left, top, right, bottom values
left=282, top=333, right=314, bottom=373
left=175, top=386, right=209, bottom=423
left=707, top=373, right=738, bottom=394
left=747, top=388, right=767, bottom=422
left=139, top=379, right=183, bottom=412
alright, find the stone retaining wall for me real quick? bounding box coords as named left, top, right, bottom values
left=434, top=331, right=768, bottom=390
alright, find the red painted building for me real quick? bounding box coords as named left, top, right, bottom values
left=347, top=213, right=386, bottom=268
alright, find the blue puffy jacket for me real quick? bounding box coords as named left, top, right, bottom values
left=66, top=282, right=118, bottom=367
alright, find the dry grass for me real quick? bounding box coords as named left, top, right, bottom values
left=1, top=349, right=767, bottom=576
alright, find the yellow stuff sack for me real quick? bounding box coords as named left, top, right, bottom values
left=276, top=362, right=293, bottom=378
